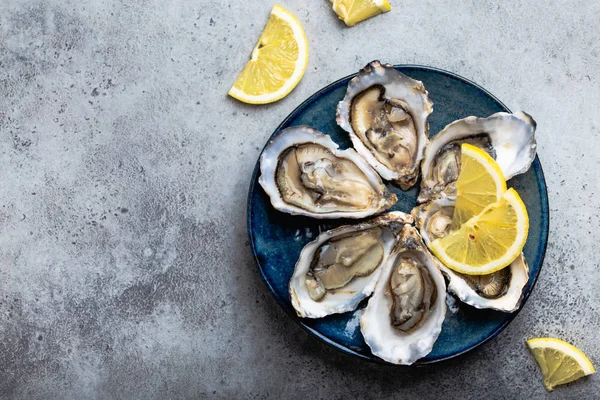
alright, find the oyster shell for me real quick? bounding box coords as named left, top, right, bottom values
left=418, top=112, right=537, bottom=203
left=259, top=125, right=397, bottom=219
left=360, top=225, right=446, bottom=365
left=336, top=61, right=433, bottom=190
left=412, top=198, right=529, bottom=312
left=289, top=212, right=413, bottom=318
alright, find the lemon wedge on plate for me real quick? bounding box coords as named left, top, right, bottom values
left=527, top=338, right=595, bottom=391
left=430, top=187, right=529, bottom=275
left=331, top=0, right=391, bottom=26
left=228, top=4, right=308, bottom=104
left=452, top=143, right=507, bottom=227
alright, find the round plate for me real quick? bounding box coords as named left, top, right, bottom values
left=247, top=65, right=549, bottom=364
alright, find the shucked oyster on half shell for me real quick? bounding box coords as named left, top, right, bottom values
left=360, top=225, right=446, bottom=365
left=289, top=212, right=413, bottom=318
left=336, top=61, right=433, bottom=190
left=259, top=125, right=397, bottom=219
left=418, top=111, right=537, bottom=203
left=412, top=198, right=529, bottom=313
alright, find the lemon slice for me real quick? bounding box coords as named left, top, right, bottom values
left=430, top=187, right=528, bottom=275
left=331, top=0, right=392, bottom=26
left=228, top=4, right=308, bottom=104
left=527, top=338, right=595, bottom=391
left=452, top=143, right=507, bottom=227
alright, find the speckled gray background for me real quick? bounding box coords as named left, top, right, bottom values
left=0, top=0, right=599, bottom=398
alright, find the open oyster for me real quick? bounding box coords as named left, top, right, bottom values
left=412, top=198, right=529, bottom=312
left=336, top=61, right=433, bottom=190
left=259, top=125, right=397, bottom=219
left=418, top=112, right=537, bottom=203
left=289, top=212, right=413, bottom=318
left=360, top=225, right=446, bottom=365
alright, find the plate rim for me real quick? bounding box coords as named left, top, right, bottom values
left=246, top=64, right=549, bottom=365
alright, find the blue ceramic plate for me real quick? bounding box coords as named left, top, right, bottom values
left=247, top=65, right=549, bottom=364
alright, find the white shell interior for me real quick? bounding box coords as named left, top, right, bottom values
left=289, top=212, right=413, bottom=318
left=441, top=254, right=529, bottom=313
left=419, top=111, right=537, bottom=201
left=336, top=61, right=433, bottom=187
left=412, top=198, right=529, bottom=312
left=258, top=125, right=396, bottom=219
left=360, top=226, right=446, bottom=365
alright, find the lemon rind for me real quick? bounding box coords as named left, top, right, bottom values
left=431, top=188, right=529, bottom=275
left=375, top=0, right=392, bottom=12
left=228, top=4, right=309, bottom=104
left=331, top=0, right=391, bottom=26
left=460, top=143, right=507, bottom=198
left=527, top=338, right=596, bottom=375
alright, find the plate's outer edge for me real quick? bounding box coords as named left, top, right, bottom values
left=246, top=65, right=549, bottom=366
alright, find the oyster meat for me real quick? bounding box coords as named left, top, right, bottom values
left=412, top=198, right=529, bottom=312
left=336, top=61, right=433, bottom=190
left=418, top=111, right=537, bottom=203
left=360, top=225, right=446, bottom=365
left=289, top=212, right=413, bottom=318
left=259, top=125, right=397, bottom=219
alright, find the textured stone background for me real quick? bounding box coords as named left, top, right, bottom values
left=1, top=0, right=599, bottom=398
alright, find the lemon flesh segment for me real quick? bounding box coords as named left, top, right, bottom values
left=228, top=4, right=308, bottom=104
left=331, top=0, right=391, bottom=26
left=527, top=338, right=595, bottom=391
left=430, top=188, right=528, bottom=275
left=452, top=143, right=507, bottom=227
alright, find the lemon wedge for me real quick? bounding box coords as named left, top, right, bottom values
left=527, top=338, right=595, bottom=391
left=331, top=0, right=391, bottom=26
left=430, top=187, right=529, bottom=275
left=452, top=143, right=507, bottom=227
left=228, top=4, right=308, bottom=104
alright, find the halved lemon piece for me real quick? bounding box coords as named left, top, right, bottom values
left=228, top=4, right=308, bottom=104
left=452, top=143, right=507, bottom=227
left=527, top=338, right=595, bottom=391
left=331, top=0, right=392, bottom=27
left=430, top=187, right=528, bottom=275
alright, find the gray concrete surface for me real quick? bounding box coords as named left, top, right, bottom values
left=0, top=0, right=599, bottom=398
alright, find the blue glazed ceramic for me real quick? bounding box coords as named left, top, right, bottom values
left=247, top=65, right=549, bottom=365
